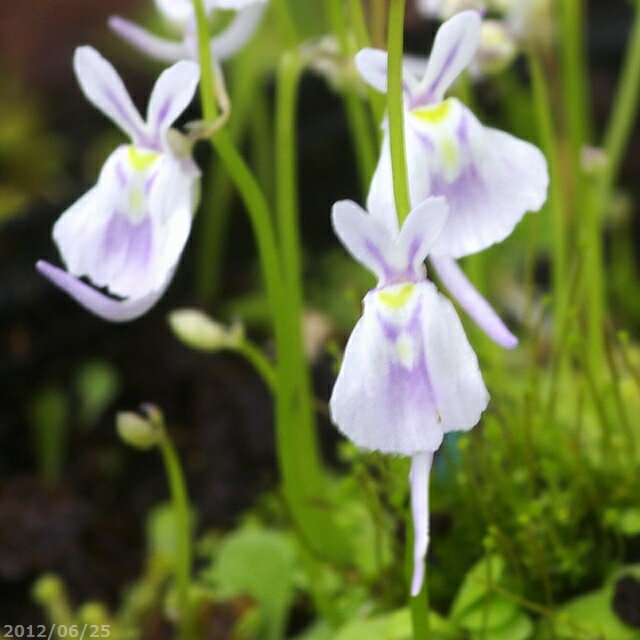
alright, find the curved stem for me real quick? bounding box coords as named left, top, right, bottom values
left=157, top=428, right=193, bottom=640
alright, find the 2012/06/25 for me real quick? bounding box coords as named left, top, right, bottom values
left=3, top=625, right=110, bottom=639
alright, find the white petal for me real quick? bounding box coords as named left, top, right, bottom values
left=429, top=255, right=518, bottom=348
left=355, top=48, right=389, bottom=93
left=109, top=16, right=188, bottom=63
left=355, top=48, right=422, bottom=95
left=147, top=60, right=200, bottom=141
left=36, top=261, right=174, bottom=322
left=421, top=283, right=489, bottom=432
left=73, top=47, right=147, bottom=143
left=416, top=0, right=444, bottom=17
left=331, top=199, right=402, bottom=283
left=210, top=3, right=266, bottom=60
left=427, top=113, right=549, bottom=257
left=155, top=0, right=195, bottom=24
left=398, top=196, right=448, bottom=274
left=330, top=281, right=486, bottom=455
left=416, top=10, right=481, bottom=103
left=366, top=128, right=431, bottom=233
left=410, top=451, right=433, bottom=596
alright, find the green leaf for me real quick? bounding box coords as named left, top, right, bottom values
left=469, top=609, right=533, bottom=640
left=552, top=565, right=640, bottom=639
left=450, top=554, right=506, bottom=620
left=619, top=508, right=640, bottom=536
left=212, top=527, right=297, bottom=640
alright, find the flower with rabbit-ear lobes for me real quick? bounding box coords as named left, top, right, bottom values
left=356, top=10, right=549, bottom=349
left=36, top=46, right=201, bottom=322
left=109, top=0, right=268, bottom=66
left=329, top=196, right=489, bottom=596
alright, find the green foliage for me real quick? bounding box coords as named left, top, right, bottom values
left=204, top=525, right=298, bottom=640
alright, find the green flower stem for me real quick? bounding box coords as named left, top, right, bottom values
left=157, top=425, right=193, bottom=640
left=274, top=51, right=353, bottom=564
left=348, top=0, right=370, bottom=51
left=196, top=48, right=266, bottom=304
left=558, top=0, right=591, bottom=162
left=597, top=3, right=640, bottom=214
left=387, top=1, right=430, bottom=635
left=192, top=0, right=349, bottom=565
left=558, top=0, right=604, bottom=369
left=529, top=54, right=568, bottom=343
left=387, top=0, right=411, bottom=224
left=327, top=0, right=378, bottom=195
left=236, top=340, right=278, bottom=393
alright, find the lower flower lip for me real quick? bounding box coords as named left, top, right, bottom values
left=36, top=260, right=172, bottom=323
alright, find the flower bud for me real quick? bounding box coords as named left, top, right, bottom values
left=475, top=20, right=517, bottom=75
left=168, top=308, right=244, bottom=352
left=116, top=411, right=160, bottom=450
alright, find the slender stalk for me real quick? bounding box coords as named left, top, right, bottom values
left=529, top=54, right=567, bottom=338
left=387, top=0, right=411, bottom=223
left=237, top=340, right=278, bottom=393
left=326, top=0, right=378, bottom=195
left=157, top=428, right=193, bottom=640
left=196, top=47, right=265, bottom=304
left=596, top=3, right=640, bottom=212
left=387, top=1, right=430, bottom=634
left=191, top=0, right=349, bottom=564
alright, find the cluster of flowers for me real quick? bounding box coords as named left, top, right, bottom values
left=37, top=2, right=548, bottom=597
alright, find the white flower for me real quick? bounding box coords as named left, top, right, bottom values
left=356, top=10, right=548, bottom=347
left=37, top=47, right=201, bottom=322
left=329, top=196, right=488, bottom=594
left=109, top=0, right=268, bottom=65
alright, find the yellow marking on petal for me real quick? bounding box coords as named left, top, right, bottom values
left=128, top=146, right=159, bottom=171
left=412, top=99, right=453, bottom=125
left=441, top=137, right=459, bottom=172
left=129, top=188, right=144, bottom=213
left=396, top=333, right=416, bottom=369
left=378, top=283, right=415, bottom=310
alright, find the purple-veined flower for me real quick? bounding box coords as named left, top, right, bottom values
left=109, top=0, right=268, bottom=65
left=36, top=46, right=201, bottom=322
left=329, top=196, right=489, bottom=595
left=356, top=10, right=548, bottom=348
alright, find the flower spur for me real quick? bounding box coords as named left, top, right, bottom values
left=37, top=46, right=201, bottom=321
left=356, top=10, right=548, bottom=348
left=330, top=196, right=489, bottom=595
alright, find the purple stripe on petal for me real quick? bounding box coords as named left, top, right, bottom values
left=364, top=238, right=395, bottom=282
left=418, top=40, right=461, bottom=105
left=99, top=213, right=154, bottom=297
left=103, top=85, right=144, bottom=141
left=115, top=160, right=127, bottom=187
left=154, top=97, right=173, bottom=132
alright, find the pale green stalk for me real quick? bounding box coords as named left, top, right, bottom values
left=157, top=427, right=193, bottom=640
left=529, top=54, right=568, bottom=347
left=196, top=48, right=265, bottom=304
left=596, top=4, right=640, bottom=214
left=558, top=0, right=604, bottom=369
left=326, top=0, right=378, bottom=195
left=387, top=0, right=430, bottom=634
left=191, top=0, right=348, bottom=564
